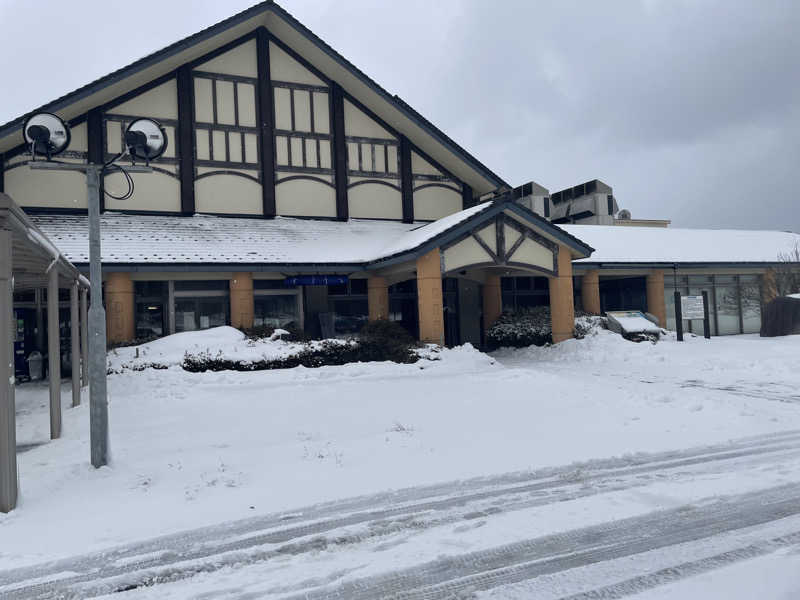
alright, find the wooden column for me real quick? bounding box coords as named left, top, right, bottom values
left=70, top=281, right=80, bottom=407
left=105, top=272, right=135, bottom=344
left=367, top=276, right=389, bottom=321
left=47, top=267, right=62, bottom=439
left=416, top=248, right=444, bottom=344
left=582, top=269, right=601, bottom=315
left=256, top=28, right=276, bottom=217
left=482, top=273, right=502, bottom=332
left=0, top=227, right=17, bottom=512
left=80, top=287, right=88, bottom=387
left=177, top=65, right=196, bottom=215
left=548, top=246, right=575, bottom=343
left=230, top=272, right=254, bottom=329
left=646, top=269, right=666, bottom=327
left=331, top=82, right=348, bottom=221
left=400, top=136, right=414, bottom=223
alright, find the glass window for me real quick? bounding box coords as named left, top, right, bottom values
left=174, top=280, right=228, bottom=292
left=688, top=285, right=715, bottom=336
left=740, top=284, right=762, bottom=334
left=254, top=295, right=299, bottom=328
left=350, top=279, right=368, bottom=295
left=135, top=302, right=165, bottom=338
left=715, top=285, right=741, bottom=335
left=330, top=298, right=368, bottom=335
left=175, top=297, right=229, bottom=332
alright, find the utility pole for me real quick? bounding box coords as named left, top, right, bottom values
left=30, top=161, right=150, bottom=467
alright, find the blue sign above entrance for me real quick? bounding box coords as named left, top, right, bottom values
left=284, top=275, right=348, bottom=286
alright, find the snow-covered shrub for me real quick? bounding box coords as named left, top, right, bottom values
left=241, top=324, right=307, bottom=342
left=183, top=320, right=418, bottom=372
left=486, top=307, right=602, bottom=349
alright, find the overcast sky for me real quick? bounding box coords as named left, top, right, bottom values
left=1, top=0, right=798, bottom=231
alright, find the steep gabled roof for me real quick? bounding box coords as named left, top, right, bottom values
left=0, top=1, right=507, bottom=193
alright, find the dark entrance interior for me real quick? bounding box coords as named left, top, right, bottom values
left=599, top=276, right=647, bottom=313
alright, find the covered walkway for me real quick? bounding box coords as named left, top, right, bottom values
left=1, top=193, right=89, bottom=512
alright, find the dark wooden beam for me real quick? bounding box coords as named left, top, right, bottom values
left=461, top=182, right=473, bottom=210
left=176, top=66, right=196, bottom=215
left=400, top=135, right=413, bottom=223
left=330, top=82, right=348, bottom=221
left=256, top=28, right=276, bottom=218
left=87, top=108, right=104, bottom=212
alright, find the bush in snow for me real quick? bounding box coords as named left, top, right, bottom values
left=183, top=320, right=418, bottom=372
left=486, top=307, right=602, bottom=349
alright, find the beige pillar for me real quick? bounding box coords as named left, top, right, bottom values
left=762, top=268, right=778, bottom=305
left=482, top=274, right=502, bottom=332
left=230, top=272, right=254, bottom=329
left=416, top=248, right=445, bottom=344
left=368, top=276, right=389, bottom=321
left=646, top=269, right=667, bottom=327
left=581, top=269, right=601, bottom=315
left=549, top=246, right=575, bottom=343
left=105, top=272, right=135, bottom=344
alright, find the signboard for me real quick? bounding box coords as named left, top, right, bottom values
left=681, top=295, right=705, bottom=320
left=284, top=275, right=348, bottom=286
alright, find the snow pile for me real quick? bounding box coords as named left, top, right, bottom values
left=107, top=327, right=341, bottom=372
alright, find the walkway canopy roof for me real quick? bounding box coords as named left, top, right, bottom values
left=0, top=194, right=88, bottom=291
left=31, top=199, right=593, bottom=274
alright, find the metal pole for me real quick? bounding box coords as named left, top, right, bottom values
left=674, top=290, right=683, bottom=342
left=87, top=164, right=109, bottom=467
left=80, top=287, right=88, bottom=388
left=702, top=290, right=711, bottom=340
left=47, top=265, right=61, bottom=439
left=70, top=281, right=80, bottom=406
left=0, top=227, right=18, bottom=513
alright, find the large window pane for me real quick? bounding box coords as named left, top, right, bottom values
left=740, top=284, right=762, bottom=334
left=254, top=295, right=299, bottom=329
left=331, top=298, right=368, bottom=336
left=175, top=297, right=229, bottom=332
left=715, top=285, right=741, bottom=335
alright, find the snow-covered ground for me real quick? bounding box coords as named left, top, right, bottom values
left=2, top=327, right=800, bottom=598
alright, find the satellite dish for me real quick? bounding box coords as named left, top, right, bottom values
left=23, top=112, right=71, bottom=159
left=124, top=119, right=167, bottom=162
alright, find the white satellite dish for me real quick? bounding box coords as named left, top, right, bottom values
left=124, top=119, right=167, bottom=162
left=23, top=112, right=71, bottom=159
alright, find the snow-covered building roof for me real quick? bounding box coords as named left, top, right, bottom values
left=30, top=201, right=593, bottom=270
left=563, top=224, right=800, bottom=266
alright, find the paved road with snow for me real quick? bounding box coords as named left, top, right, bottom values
left=3, top=429, right=800, bottom=599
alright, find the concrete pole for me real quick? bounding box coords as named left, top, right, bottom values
left=87, top=164, right=109, bottom=467
left=80, top=287, right=88, bottom=388
left=70, top=282, right=80, bottom=407
left=47, top=265, right=62, bottom=439
left=0, top=227, right=18, bottom=513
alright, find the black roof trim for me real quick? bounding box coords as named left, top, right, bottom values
left=0, top=1, right=508, bottom=189
left=573, top=262, right=780, bottom=270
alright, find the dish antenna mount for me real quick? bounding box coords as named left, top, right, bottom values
left=23, top=113, right=71, bottom=160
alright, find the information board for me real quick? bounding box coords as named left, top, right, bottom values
left=681, top=295, right=705, bottom=320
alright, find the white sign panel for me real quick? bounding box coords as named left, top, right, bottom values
left=681, top=295, right=705, bottom=320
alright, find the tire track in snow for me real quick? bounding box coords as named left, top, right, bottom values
left=274, top=483, right=800, bottom=600
left=3, top=431, right=800, bottom=598
left=556, top=532, right=800, bottom=600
